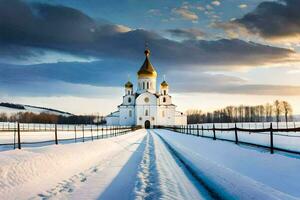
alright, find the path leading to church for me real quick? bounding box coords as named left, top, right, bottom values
left=68, top=129, right=212, bottom=200
left=1, top=129, right=300, bottom=199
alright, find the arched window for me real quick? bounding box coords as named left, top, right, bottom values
left=163, top=97, right=166, bottom=103
left=163, top=90, right=166, bottom=95
left=145, top=109, right=148, bottom=116
left=128, top=97, right=131, bottom=103
left=147, top=82, right=149, bottom=89
left=129, top=110, right=132, bottom=117
left=127, top=90, right=130, bottom=95
left=143, top=82, right=145, bottom=89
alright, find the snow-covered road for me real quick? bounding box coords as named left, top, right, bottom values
left=1, top=129, right=300, bottom=200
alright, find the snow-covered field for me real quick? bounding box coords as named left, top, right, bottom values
left=0, top=123, right=128, bottom=151
left=1, top=129, right=300, bottom=200
left=0, top=105, right=71, bottom=116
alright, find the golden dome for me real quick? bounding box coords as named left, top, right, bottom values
left=137, top=49, right=157, bottom=78
left=125, top=81, right=133, bottom=88
left=160, top=80, right=168, bottom=87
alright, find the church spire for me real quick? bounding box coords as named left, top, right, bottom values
left=137, top=47, right=157, bottom=79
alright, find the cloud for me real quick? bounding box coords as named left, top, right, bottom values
left=226, top=0, right=300, bottom=43
left=2, top=60, right=299, bottom=97
left=169, top=72, right=300, bottom=96
left=0, top=0, right=298, bottom=69
left=238, top=4, right=248, bottom=9
left=172, top=7, right=198, bottom=22
left=212, top=1, right=221, bottom=6
left=165, top=28, right=206, bottom=40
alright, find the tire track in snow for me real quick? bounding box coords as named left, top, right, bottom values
left=134, top=130, right=213, bottom=200
left=134, top=131, right=161, bottom=200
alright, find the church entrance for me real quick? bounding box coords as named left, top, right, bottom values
left=144, top=120, right=151, bottom=129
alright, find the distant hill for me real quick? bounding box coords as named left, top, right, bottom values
left=0, top=102, right=73, bottom=116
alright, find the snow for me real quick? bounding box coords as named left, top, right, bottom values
left=1, top=128, right=300, bottom=199
left=0, top=105, right=71, bottom=116
left=0, top=130, right=146, bottom=200
left=0, top=123, right=117, bottom=151
left=155, top=129, right=300, bottom=199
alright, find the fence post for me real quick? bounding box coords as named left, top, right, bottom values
left=75, top=125, right=77, bottom=143
left=202, top=125, right=204, bottom=137
left=213, top=124, right=216, bottom=140
left=270, top=123, right=274, bottom=154
left=96, top=124, right=99, bottom=139
left=102, top=127, right=104, bottom=138
left=91, top=125, right=93, bottom=141
left=82, top=125, right=85, bottom=142
left=13, top=123, right=16, bottom=149
left=197, top=125, right=199, bottom=137
left=54, top=124, right=58, bottom=145
left=234, top=123, right=238, bottom=144
left=17, top=122, right=21, bottom=149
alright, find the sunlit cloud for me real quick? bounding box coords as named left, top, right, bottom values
left=239, top=4, right=248, bottom=9
left=172, top=7, right=198, bottom=22
left=212, top=1, right=221, bottom=6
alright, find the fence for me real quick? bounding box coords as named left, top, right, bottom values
left=154, top=123, right=300, bottom=155
left=0, top=122, right=140, bottom=150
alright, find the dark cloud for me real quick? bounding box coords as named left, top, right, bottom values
left=170, top=72, right=300, bottom=96
left=233, top=0, right=300, bottom=40
left=0, top=0, right=296, bottom=68
left=165, top=28, right=206, bottom=40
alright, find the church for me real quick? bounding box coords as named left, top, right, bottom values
left=106, top=48, right=187, bottom=128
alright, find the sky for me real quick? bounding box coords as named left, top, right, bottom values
left=0, top=0, right=300, bottom=115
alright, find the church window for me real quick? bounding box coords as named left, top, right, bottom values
left=128, top=90, right=130, bottom=95
left=129, top=110, right=132, bottom=117
left=128, top=97, right=131, bottom=103
left=144, top=97, right=149, bottom=103
left=139, top=117, right=142, bottom=121
left=147, top=82, right=149, bottom=89
left=145, top=109, right=149, bottom=116
left=164, top=90, right=166, bottom=95
left=143, top=82, right=145, bottom=89
left=163, top=97, right=166, bottom=103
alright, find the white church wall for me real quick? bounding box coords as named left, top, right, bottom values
left=156, top=106, right=176, bottom=125
left=106, top=116, right=119, bottom=125
left=119, top=106, right=135, bottom=125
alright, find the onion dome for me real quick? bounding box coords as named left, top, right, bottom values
left=160, top=80, right=168, bottom=88
left=125, top=81, right=133, bottom=88
left=137, top=49, right=157, bottom=78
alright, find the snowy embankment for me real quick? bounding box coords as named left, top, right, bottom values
left=155, top=129, right=300, bottom=199
left=0, top=130, right=145, bottom=200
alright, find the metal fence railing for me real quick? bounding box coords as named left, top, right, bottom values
left=0, top=122, right=141, bottom=151
left=154, top=123, right=300, bottom=155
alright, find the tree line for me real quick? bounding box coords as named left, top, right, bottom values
left=0, top=112, right=106, bottom=124
left=187, top=100, right=293, bottom=126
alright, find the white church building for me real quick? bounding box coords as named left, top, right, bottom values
left=106, top=48, right=187, bottom=128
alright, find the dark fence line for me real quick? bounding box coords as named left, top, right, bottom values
left=154, top=123, right=300, bottom=155
left=0, top=123, right=141, bottom=150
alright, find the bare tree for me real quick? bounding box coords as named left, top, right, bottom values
left=273, top=100, right=283, bottom=128
left=282, top=101, right=293, bottom=128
